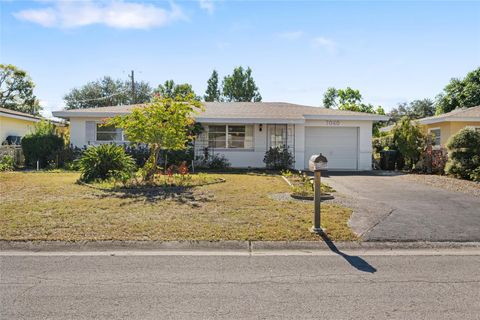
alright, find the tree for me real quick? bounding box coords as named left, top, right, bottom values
left=106, top=93, right=202, bottom=181
left=0, top=64, right=41, bottom=115
left=154, top=80, right=199, bottom=100
left=222, top=66, right=262, bottom=102
left=392, top=117, right=427, bottom=169
left=322, top=87, right=362, bottom=109
left=64, top=76, right=152, bottom=109
left=204, top=70, right=221, bottom=102
left=410, top=99, right=435, bottom=119
left=436, top=67, right=480, bottom=114
left=388, top=99, right=435, bottom=122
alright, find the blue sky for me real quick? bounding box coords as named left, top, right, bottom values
left=1, top=0, right=479, bottom=117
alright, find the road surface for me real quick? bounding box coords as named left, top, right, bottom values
left=1, top=249, right=480, bottom=319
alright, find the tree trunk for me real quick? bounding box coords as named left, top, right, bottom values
left=144, top=144, right=161, bottom=182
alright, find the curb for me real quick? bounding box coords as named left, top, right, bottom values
left=1, top=240, right=480, bottom=252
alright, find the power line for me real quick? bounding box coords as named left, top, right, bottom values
left=69, top=88, right=131, bottom=104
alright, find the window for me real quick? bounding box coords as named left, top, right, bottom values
left=430, top=128, right=441, bottom=146
left=208, top=125, right=253, bottom=149
left=208, top=125, right=227, bottom=148
left=267, top=124, right=287, bottom=148
left=96, top=124, right=123, bottom=141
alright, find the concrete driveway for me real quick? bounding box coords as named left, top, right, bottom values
left=322, top=172, right=480, bottom=241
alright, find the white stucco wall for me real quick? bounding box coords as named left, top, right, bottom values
left=304, top=119, right=373, bottom=170
left=69, top=117, right=89, bottom=147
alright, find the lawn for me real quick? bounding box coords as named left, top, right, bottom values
left=0, top=171, right=356, bottom=241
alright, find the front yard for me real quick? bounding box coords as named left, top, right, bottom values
left=0, top=172, right=356, bottom=241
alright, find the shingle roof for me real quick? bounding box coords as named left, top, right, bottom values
left=52, top=102, right=388, bottom=122
left=419, top=105, right=480, bottom=124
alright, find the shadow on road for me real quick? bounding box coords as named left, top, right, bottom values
left=319, top=232, right=377, bottom=273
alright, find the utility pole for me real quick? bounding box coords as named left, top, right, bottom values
left=129, top=70, right=135, bottom=104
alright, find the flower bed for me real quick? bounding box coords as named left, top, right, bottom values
left=281, top=170, right=334, bottom=200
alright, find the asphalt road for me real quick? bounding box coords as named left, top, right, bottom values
left=1, top=250, right=480, bottom=319
left=323, top=172, right=480, bottom=241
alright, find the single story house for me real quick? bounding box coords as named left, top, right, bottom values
left=0, top=107, right=66, bottom=145
left=52, top=102, right=388, bottom=171
left=418, top=106, right=480, bottom=147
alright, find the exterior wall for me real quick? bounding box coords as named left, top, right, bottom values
left=304, top=119, right=373, bottom=171
left=195, top=123, right=268, bottom=168
left=0, top=116, right=38, bottom=143
left=69, top=117, right=90, bottom=147
left=425, top=121, right=480, bottom=146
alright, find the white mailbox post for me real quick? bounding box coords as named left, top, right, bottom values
left=309, top=154, right=328, bottom=234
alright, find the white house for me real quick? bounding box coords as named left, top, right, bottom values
left=52, top=102, right=387, bottom=171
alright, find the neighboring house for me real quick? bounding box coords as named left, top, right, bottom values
left=418, top=106, right=480, bottom=147
left=52, top=102, right=387, bottom=171
left=0, top=107, right=67, bottom=145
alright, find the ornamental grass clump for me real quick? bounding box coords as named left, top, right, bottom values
left=77, top=144, right=136, bottom=184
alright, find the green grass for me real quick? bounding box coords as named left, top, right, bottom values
left=0, top=171, right=356, bottom=241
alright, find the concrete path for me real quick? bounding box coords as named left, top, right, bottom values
left=323, top=172, right=480, bottom=241
left=1, top=249, right=480, bottom=319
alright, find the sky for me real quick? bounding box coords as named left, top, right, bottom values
left=1, top=0, right=479, bottom=118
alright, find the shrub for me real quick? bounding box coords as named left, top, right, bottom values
left=372, top=134, right=395, bottom=154
left=0, top=155, right=14, bottom=171
left=21, top=134, right=64, bottom=168
left=77, top=144, right=136, bottom=183
left=124, top=144, right=150, bottom=167
left=195, top=147, right=231, bottom=170
left=57, top=145, right=85, bottom=170
left=263, top=146, right=294, bottom=170
left=445, top=128, right=480, bottom=181
left=392, top=118, right=427, bottom=169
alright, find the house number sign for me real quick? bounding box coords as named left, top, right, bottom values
left=325, top=120, right=340, bottom=126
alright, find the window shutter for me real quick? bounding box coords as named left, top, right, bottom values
left=85, top=121, right=96, bottom=145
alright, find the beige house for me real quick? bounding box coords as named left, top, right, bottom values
left=418, top=106, right=480, bottom=147
left=0, top=107, right=67, bottom=145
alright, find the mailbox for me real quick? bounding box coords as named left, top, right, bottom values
left=308, top=154, right=328, bottom=172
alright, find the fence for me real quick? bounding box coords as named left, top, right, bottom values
left=0, top=145, right=24, bottom=167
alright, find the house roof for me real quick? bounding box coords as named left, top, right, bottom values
left=0, top=107, right=66, bottom=126
left=52, top=102, right=388, bottom=123
left=418, top=105, right=480, bottom=124
left=0, top=107, right=43, bottom=121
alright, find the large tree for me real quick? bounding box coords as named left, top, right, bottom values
left=222, top=66, right=262, bottom=102
left=64, top=76, right=152, bottom=110
left=204, top=70, right=221, bottom=102
left=154, top=80, right=199, bottom=100
left=436, top=67, right=480, bottom=114
left=0, top=64, right=41, bottom=115
left=388, top=99, right=435, bottom=122
left=107, top=93, right=202, bottom=181
left=322, top=87, right=385, bottom=136
left=322, top=87, right=384, bottom=113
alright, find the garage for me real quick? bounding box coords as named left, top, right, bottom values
left=304, top=127, right=359, bottom=170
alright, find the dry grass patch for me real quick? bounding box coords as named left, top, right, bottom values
left=0, top=171, right=356, bottom=241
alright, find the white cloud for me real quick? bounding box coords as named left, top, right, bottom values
left=311, top=37, right=337, bottom=54
left=14, top=7, right=57, bottom=27
left=198, top=0, right=215, bottom=14
left=13, top=0, right=186, bottom=29
left=278, top=31, right=304, bottom=40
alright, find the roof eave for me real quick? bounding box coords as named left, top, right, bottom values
left=303, top=114, right=389, bottom=121
left=52, top=111, right=130, bottom=119
left=419, top=117, right=480, bottom=124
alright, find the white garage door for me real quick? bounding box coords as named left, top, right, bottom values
left=305, top=127, right=358, bottom=170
